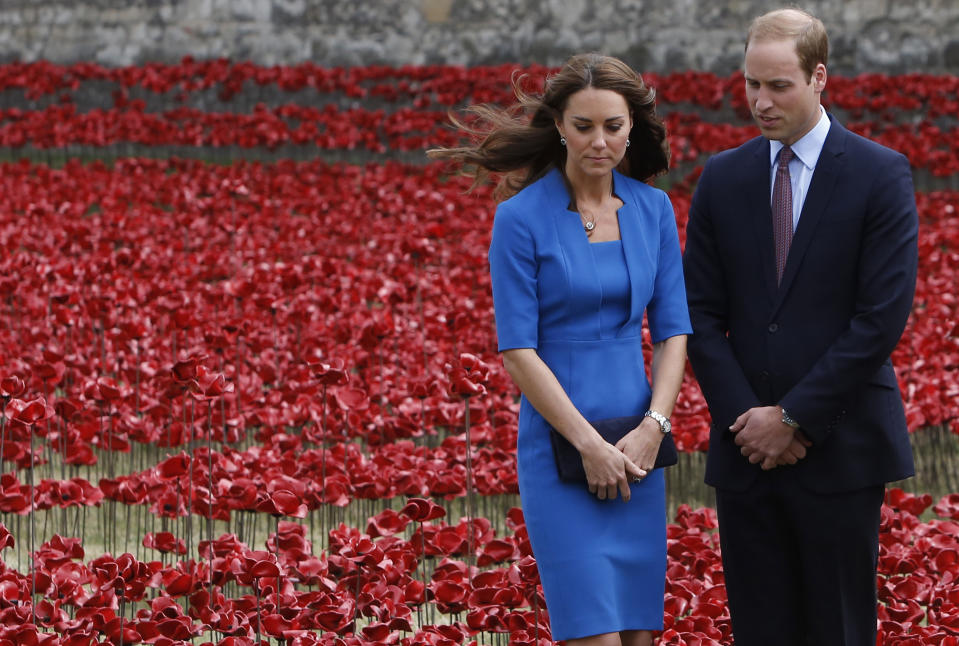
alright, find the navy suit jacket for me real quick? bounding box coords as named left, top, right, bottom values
left=683, top=115, right=918, bottom=493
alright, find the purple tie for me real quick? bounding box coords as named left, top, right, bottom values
left=773, top=146, right=794, bottom=284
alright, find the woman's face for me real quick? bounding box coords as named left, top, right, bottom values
left=555, top=87, right=632, bottom=182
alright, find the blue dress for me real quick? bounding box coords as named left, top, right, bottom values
left=488, top=168, right=692, bottom=640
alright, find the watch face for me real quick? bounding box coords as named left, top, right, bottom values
left=781, top=410, right=799, bottom=428
left=647, top=410, right=671, bottom=433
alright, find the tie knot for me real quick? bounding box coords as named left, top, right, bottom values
left=779, top=146, right=794, bottom=166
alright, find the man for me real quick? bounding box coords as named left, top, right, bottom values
left=682, top=7, right=918, bottom=646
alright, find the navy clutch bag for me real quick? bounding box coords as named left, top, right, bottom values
left=549, top=414, right=678, bottom=482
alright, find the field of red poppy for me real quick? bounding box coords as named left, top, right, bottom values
left=0, top=61, right=958, bottom=645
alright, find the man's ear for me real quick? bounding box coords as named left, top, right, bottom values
left=813, top=63, right=827, bottom=92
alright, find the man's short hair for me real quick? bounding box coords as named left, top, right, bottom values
left=746, top=8, right=829, bottom=81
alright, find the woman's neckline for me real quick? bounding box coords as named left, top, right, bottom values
left=589, top=238, right=623, bottom=245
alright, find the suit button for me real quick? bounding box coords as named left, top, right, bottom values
left=761, top=371, right=770, bottom=380
left=768, top=323, right=779, bottom=333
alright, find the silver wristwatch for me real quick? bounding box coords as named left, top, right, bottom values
left=644, top=409, right=671, bottom=434
left=781, top=407, right=800, bottom=429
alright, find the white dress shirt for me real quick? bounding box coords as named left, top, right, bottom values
left=769, top=106, right=831, bottom=232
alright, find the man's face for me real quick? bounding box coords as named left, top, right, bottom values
left=744, top=38, right=826, bottom=145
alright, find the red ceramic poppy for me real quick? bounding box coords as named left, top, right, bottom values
left=255, top=489, right=308, bottom=519
left=309, top=358, right=349, bottom=386
left=6, top=397, right=53, bottom=425
left=934, top=493, right=959, bottom=520
left=189, top=366, right=234, bottom=400
left=143, top=531, right=187, bottom=555
left=171, top=354, right=205, bottom=383
left=156, top=452, right=191, bottom=478
left=365, top=508, right=411, bottom=538
left=886, top=488, right=934, bottom=516
left=0, top=375, right=25, bottom=398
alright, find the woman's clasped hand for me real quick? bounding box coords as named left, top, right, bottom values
left=581, top=432, right=646, bottom=501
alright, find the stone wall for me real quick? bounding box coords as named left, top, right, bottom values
left=0, top=0, right=957, bottom=75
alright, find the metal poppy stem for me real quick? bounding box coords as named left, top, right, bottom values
left=187, top=397, right=195, bottom=559
left=207, top=398, right=215, bottom=603
left=320, top=383, right=328, bottom=545
left=135, top=499, right=143, bottom=563
left=275, top=514, right=281, bottom=615
left=96, top=399, right=112, bottom=555
left=353, top=559, right=361, bottom=633
left=118, top=593, right=125, bottom=646
left=29, top=420, right=36, bottom=626
left=463, top=395, right=476, bottom=567
left=0, top=397, right=7, bottom=471
left=235, top=320, right=244, bottom=425
left=124, top=503, right=132, bottom=556
left=533, top=590, right=540, bottom=645
left=254, top=579, right=261, bottom=645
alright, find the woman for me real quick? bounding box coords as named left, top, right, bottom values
left=431, top=54, right=690, bottom=646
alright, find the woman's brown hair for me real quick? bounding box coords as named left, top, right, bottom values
left=428, top=53, right=670, bottom=201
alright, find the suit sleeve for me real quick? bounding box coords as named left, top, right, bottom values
left=683, top=157, right=763, bottom=430
left=779, top=152, right=918, bottom=443
left=488, top=200, right=539, bottom=352
left=647, top=191, right=693, bottom=343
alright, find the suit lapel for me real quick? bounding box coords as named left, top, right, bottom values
left=775, top=117, right=846, bottom=305
left=613, top=171, right=647, bottom=328
left=542, top=169, right=604, bottom=335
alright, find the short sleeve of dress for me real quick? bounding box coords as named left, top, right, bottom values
left=646, top=191, right=693, bottom=344
left=488, top=201, right=539, bottom=351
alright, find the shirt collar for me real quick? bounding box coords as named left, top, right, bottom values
left=769, top=105, right=831, bottom=170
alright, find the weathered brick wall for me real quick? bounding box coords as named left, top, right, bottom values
left=1, top=0, right=957, bottom=74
